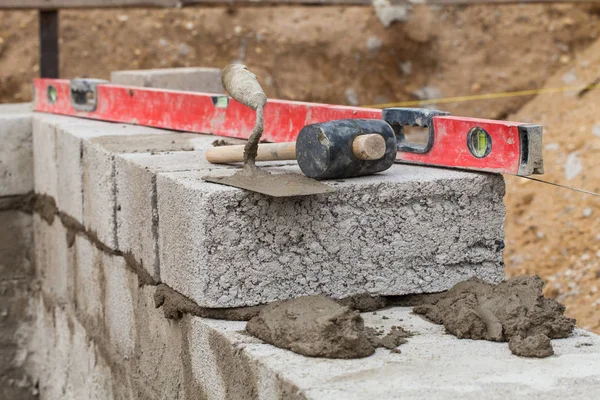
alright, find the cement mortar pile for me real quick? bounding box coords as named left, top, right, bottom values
left=412, top=276, right=576, bottom=357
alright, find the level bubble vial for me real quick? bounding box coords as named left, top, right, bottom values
left=467, top=126, right=492, bottom=158
left=47, top=85, right=58, bottom=104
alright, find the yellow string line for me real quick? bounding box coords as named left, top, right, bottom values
left=362, top=83, right=600, bottom=109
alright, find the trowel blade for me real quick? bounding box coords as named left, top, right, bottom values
left=203, top=170, right=335, bottom=197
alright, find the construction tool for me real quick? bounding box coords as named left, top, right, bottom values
left=207, top=118, right=397, bottom=179
left=202, top=64, right=336, bottom=197
left=32, top=73, right=544, bottom=178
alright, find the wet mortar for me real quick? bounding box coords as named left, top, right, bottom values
left=408, top=275, right=576, bottom=358
left=245, top=295, right=376, bottom=359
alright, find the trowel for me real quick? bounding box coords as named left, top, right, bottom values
left=202, top=64, right=335, bottom=197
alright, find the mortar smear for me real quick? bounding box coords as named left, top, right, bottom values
left=338, top=293, right=387, bottom=312
left=154, top=284, right=262, bottom=321
left=246, top=295, right=376, bottom=359
left=412, top=276, right=575, bottom=357
left=366, top=325, right=413, bottom=352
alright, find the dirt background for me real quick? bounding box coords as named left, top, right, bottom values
left=0, top=3, right=598, bottom=332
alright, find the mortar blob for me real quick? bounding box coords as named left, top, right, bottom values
left=411, top=275, right=575, bottom=357
left=246, top=295, right=376, bottom=359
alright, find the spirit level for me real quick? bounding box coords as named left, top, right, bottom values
left=32, top=78, right=543, bottom=176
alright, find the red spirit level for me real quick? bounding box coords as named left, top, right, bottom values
left=32, top=78, right=543, bottom=177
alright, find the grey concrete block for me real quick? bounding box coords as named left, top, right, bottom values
left=157, top=165, right=506, bottom=308
left=82, top=141, right=119, bottom=248
left=0, top=112, right=32, bottom=196
left=35, top=232, right=184, bottom=399
left=32, top=114, right=77, bottom=199
left=28, top=295, right=114, bottom=400
left=111, top=67, right=223, bottom=93
left=0, top=103, right=31, bottom=116
left=35, top=112, right=237, bottom=247
left=0, top=279, right=37, bottom=400
left=32, top=115, right=58, bottom=198
left=0, top=211, right=33, bottom=280
left=101, top=256, right=144, bottom=364
left=77, top=127, right=209, bottom=248
left=76, top=124, right=164, bottom=247
left=73, top=235, right=104, bottom=328
left=55, top=119, right=169, bottom=225
left=114, top=134, right=237, bottom=281
left=185, top=307, right=600, bottom=400
left=32, top=215, right=73, bottom=305
left=32, top=115, right=141, bottom=224
left=103, top=252, right=136, bottom=358
left=131, top=286, right=185, bottom=399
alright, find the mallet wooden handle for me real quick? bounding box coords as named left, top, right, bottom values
left=206, top=133, right=386, bottom=164
left=207, top=142, right=297, bottom=163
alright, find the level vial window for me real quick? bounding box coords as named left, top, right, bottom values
left=467, top=126, right=492, bottom=158
left=47, top=85, right=58, bottom=104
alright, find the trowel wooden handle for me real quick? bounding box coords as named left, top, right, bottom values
left=206, top=134, right=386, bottom=164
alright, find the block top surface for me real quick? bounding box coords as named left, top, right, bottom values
left=204, top=307, right=600, bottom=400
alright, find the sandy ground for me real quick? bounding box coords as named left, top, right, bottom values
left=0, top=4, right=598, bottom=332
left=506, top=37, right=600, bottom=333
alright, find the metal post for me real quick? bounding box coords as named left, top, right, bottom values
left=39, top=9, right=59, bottom=78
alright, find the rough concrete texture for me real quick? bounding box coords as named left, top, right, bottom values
left=31, top=218, right=187, bottom=399
left=0, top=210, right=37, bottom=400
left=187, top=307, right=600, bottom=399
left=32, top=214, right=73, bottom=305
left=31, top=113, right=239, bottom=277
left=0, top=103, right=32, bottom=115
left=72, top=235, right=105, bottom=329
left=80, top=125, right=175, bottom=248
left=0, top=109, right=32, bottom=196
left=0, top=211, right=33, bottom=280
left=111, top=67, right=224, bottom=93
left=32, top=114, right=75, bottom=200
left=158, top=164, right=505, bottom=308
left=412, top=276, right=575, bottom=357
left=0, top=106, right=37, bottom=400
left=114, top=134, right=236, bottom=281
left=27, top=294, right=115, bottom=400
left=35, top=116, right=149, bottom=224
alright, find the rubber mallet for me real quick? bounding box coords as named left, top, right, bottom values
left=207, top=118, right=397, bottom=179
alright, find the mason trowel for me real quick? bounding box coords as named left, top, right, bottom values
left=202, top=64, right=334, bottom=197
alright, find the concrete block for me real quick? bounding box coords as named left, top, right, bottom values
left=73, top=235, right=104, bottom=328
left=36, top=232, right=184, bottom=399
left=78, top=126, right=208, bottom=248
left=157, top=165, right=505, bottom=308
left=55, top=119, right=166, bottom=225
left=81, top=141, right=119, bottom=248
left=55, top=118, right=170, bottom=231
left=32, top=214, right=73, bottom=305
left=0, top=112, right=32, bottom=196
left=131, top=286, right=185, bottom=399
left=32, top=114, right=78, bottom=199
left=0, top=276, right=36, bottom=399
left=0, top=103, right=31, bottom=116
left=53, top=122, right=101, bottom=224
left=184, top=307, right=600, bottom=400
left=32, top=115, right=58, bottom=198
left=28, top=295, right=114, bottom=400
left=114, top=134, right=236, bottom=281
left=102, top=252, right=137, bottom=359
left=111, top=67, right=223, bottom=93
left=0, top=211, right=33, bottom=280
